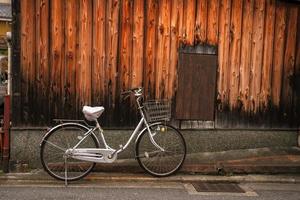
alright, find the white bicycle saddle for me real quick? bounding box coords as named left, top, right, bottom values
left=82, top=106, right=104, bottom=121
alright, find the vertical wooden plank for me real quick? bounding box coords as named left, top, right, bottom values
left=195, top=0, right=207, bottom=43
left=119, top=0, right=133, bottom=94
left=131, top=0, right=144, bottom=88
left=92, top=0, right=106, bottom=106
left=50, top=0, right=63, bottom=119
left=21, top=0, right=36, bottom=123
left=168, top=0, right=183, bottom=98
left=261, top=0, right=276, bottom=110
left=78, top=0, right=92, bottom=110
left=29, top=1, right=37, bottom=124
left=207, top=0, right=219, bottom=45
left=249, top=0, right=265, bottom=112
left=65, top=0, right=78, bottom=118
left=281, top=6, right=298, bottom=116
left=295, top=7, right=300, bottom=75
left=239, top=0, right=254, bottom=112
left=36, top=0, right=49, bottom=124
left=294, top=7, right=300, bottom=123
left=144, top=0, right=157, bottom=99
left=35, top=0, right=41, bottom=124
left=155, top=0, right=171, bottom=98
left=118, top=0, right=133, bottom=125
left=228, top=0, right=243, bottom=109
left=11, top=0, right=22, bottom=125
left=106, top=0, right=120, bottom=124
left=217, top=0, right=231, bottom=109
left=183, top=0, right=196, bottom=45
left=177, top=0, right=184, bottom=43
left=271, top=4, right=287, bottom=107
left=20, top=0, right=28, bottom=123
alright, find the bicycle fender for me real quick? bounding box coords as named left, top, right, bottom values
left=39, top=122, right=100, bottom=147
left=134, top=122, right=163, bottom=157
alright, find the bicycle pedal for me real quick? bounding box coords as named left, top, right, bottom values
left=145, top=152, right=149, bottom=158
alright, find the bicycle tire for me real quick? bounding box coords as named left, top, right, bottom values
left=40, top=123, right=100, bottom=181
left=135, top=123, right=186, bottom=177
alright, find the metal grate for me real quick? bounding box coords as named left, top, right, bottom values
left=191, top=182, right=245, bottom=193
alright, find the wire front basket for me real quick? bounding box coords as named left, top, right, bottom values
left=143, top=100, right=171, bottom=123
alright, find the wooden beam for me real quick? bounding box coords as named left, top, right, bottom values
left=144, top=0, right=157, bottom=99
left=11, top=0, right=21, bottom=125
left=207, top=0, right=219, bottom=45
left=78, top=0, right=92, bottom=110
left=195, top=0, right=207, bottom=43
left=217, top=0, right=232, bottom=109
left=271, top=4, right=287, bottom=107
left=36, top=0, right=50, bottom=124
left=239, top=0, right=254, bottom=112
left=261, top=0, right=276, bottom=110
left=155, top=0, right=171, bottom=98
left=249, top=0, right=265, bottom=112
left=228, top=0, right=243, bottom=109
left=131, top=0, right=144, bottom=88
left=92, top=0, right=106, bottom=106
left=281, top=6, right=298, bottom=114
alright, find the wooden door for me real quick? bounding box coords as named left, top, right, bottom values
left=176, top=53, right=217, bottom=120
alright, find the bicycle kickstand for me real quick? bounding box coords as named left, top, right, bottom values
left=64, top=156, right=68, bottom=187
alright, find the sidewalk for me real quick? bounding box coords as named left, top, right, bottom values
left=91, top=146, right=300, bottom=174
left=1, top=146, right=300, bottom=184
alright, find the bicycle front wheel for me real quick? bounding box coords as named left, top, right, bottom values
left=136, top=123, right=186, bottom=177
left=40, top=123, right=100, bottom=181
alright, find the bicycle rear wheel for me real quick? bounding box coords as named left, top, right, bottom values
left=40, top=123, right=99, bottom=181
left=135, top=123, right=186, bottom=177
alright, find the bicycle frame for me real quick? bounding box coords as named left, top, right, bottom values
left=65, top=96, right=164, bottom=164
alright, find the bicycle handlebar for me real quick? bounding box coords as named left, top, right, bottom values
left=121, top=87, right=143, bottom=96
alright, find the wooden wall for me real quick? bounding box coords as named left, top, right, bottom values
left=13, top=0, right=300, bottom=128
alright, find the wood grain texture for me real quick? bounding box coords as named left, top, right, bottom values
left=49, top=0, right=64, bottom=119
left=131, top=0, right=144, bottom=88
left=250, top=0, right=265, bottom=112
left=272, top=4, right=287, bottom=107
left=106, top=0, right=119, bottom=112
left=168, top=0, right=183, bottom=98
left=195, top=0, right=208, bottom=43
left=119, top=0, right=133, bottom=93
left=281, top=6, right=298, bottom=114
left=228, top=0, right=243, bottom=109
left=92, top=0, right=106, bottom=107
left=261, top=0, right=276, bottom=110
left=16, top=0, right=300, bottom=127
left=21, top=0, right=33, bottom=123
left=78, top=0, right=92, bottom=110
left=144, top=0, right=157, bottom=99
left=239, top=0, right=254, bottom=112
left=155, top=0, right=171, bottom=98
left=183, top=0, right=196, bottom=45
left=65, top=0, right=77, bottom=118
left=207, top=0, right=219, bottom=45
left=217, top=0, right=231, bottom=108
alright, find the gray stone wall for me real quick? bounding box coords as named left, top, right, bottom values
left=10, top=127, right=298, bottom=171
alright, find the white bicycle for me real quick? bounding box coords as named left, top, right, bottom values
left=40, top=87, right=186, bottom=183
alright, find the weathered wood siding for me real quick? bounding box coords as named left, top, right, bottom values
left=14, top=0, right=300, bottom=128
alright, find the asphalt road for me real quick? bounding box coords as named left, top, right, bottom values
left=0, top=181, right=300, bottom=200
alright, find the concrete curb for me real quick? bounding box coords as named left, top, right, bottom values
left=1, top=171, right=300, bottom=184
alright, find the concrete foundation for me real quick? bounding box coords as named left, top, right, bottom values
left=10, top=127, right=298, bottom=171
